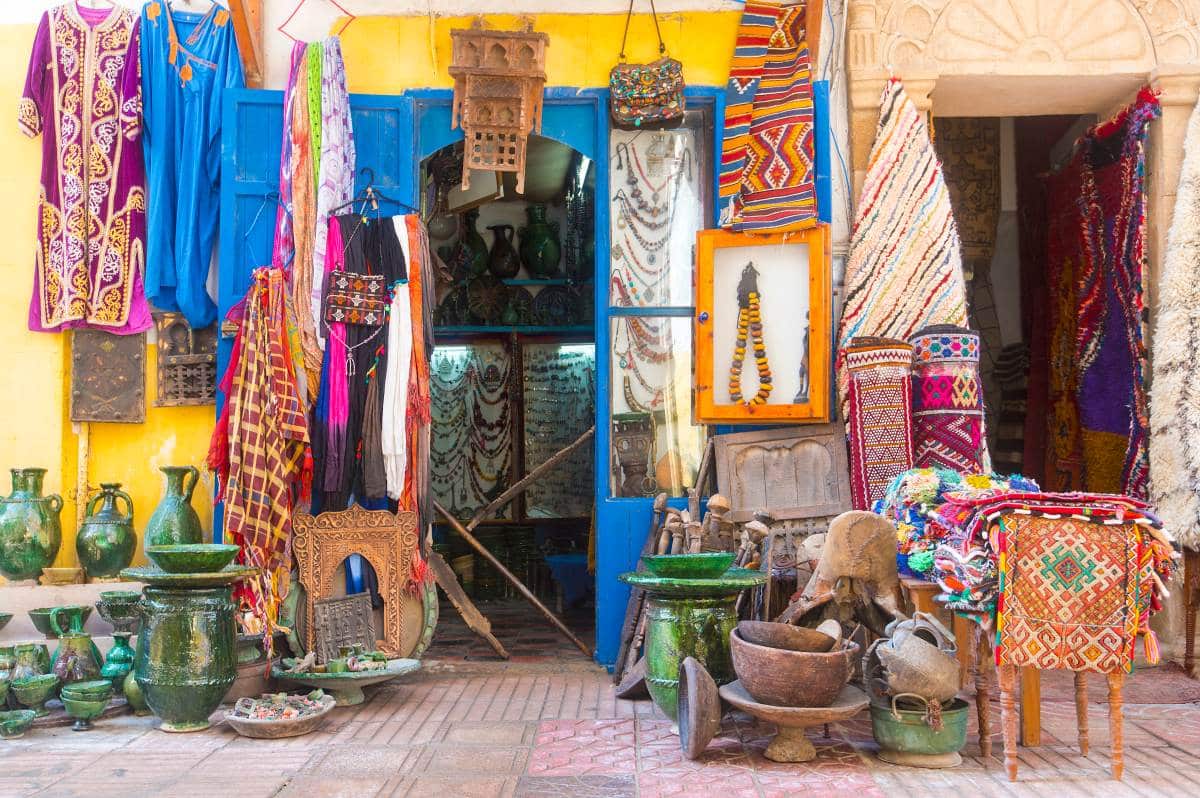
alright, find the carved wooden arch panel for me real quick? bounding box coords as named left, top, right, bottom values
left=859, top=0, right=1200, bottom=73
left=292, top=506, right=421, bottom=658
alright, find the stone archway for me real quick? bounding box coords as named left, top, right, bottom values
left=844, top=0, right=1200, bottom=664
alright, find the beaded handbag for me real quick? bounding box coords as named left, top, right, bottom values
left=609, top=0, right=685, bottom=131
left=323, top=270, right=388, bottom=327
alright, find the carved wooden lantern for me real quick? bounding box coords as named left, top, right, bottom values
left=449, top=24, right=548, bottom=193
left=292, top=506, right=424, bottom=658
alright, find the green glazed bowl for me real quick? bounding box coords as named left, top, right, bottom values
left=0, top=681, right=8, bottom=706
left=61, top=679, right=113, bottom=698
left=641, top=552, right=736, bottom=580
left=0, top=612, right=12, bottom=634
left=61, top=694, right=110, bottom=729
left=0, top=710, right=37, bottom=739
left=145, top=544, right=240, bottom=574
left=12, top=674, right=59, bottom=714
left=29, top=605, right=91, bottom=638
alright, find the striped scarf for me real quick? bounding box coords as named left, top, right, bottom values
left=718, top=0, right=815, bottom=231
left=210, top=267, right=309, bottom=650
left=837, top=79, right=967, bottom=418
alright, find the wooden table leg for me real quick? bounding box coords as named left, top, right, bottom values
left=1186, top=548, right=1199, bottom=678
left=974, top=624, right=993, bottom=759
left=953, top=613, right=972, bottom=687
left=1074, top=672, right=1089, bottom=756
left=1019, top=667, right=1041, bottom=747
left=1108, top=671, right=1124, bottom=780
left=999, top=663, right=1019, bottom=781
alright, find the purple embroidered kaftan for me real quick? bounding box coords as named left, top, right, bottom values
left=19, top=3, right=151, bottom=334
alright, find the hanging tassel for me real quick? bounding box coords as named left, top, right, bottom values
left=1142, top=628, right=1161, bottom=665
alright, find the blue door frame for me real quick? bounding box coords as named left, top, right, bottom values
left=217, top=82, right=841, bottom=669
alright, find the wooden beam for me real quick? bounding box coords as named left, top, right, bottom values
left=436, top=500, right=592, bottom=657
left=228, top=0, right=264, bottom=88
left=427, top=551, right=510, bottom=660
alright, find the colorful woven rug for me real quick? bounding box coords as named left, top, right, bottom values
left=993, top=513, right=1147, bottom=673
left=910, top=325, right=989, bottom=473
left=845, top=337, right=914, bottom=510
left=837, top=80, right=967, bottom=418
left=717, top=0, right=815, bottom=231
left=1150, top=90, right=1200, bottom=548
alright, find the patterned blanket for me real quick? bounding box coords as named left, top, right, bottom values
left=910, top=325, right=989, bottom=474
left=845, top=337, right=914, bottom=510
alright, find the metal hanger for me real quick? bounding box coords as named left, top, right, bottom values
left=329, top=167, right=420, bottom=217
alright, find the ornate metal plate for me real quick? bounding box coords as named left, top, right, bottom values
left=312, top=592, right=376, bottom=664
left=71, top=330, right=145, bottom=423
left=154, top=312, right=217, bottom=406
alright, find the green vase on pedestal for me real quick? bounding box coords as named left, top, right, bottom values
left=143, top=466, right=202, bottom=554
left=0, top=468, right=62, bottom=582
left=76, top=483, right=135, bottom=579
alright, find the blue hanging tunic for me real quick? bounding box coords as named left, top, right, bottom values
left=141, top=1, right=243, bottom=328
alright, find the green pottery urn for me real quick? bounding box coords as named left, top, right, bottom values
left=518, top=204, right=562, bottom=278
left=76, top=483, right=136, bottom=579
left=143, top=466, right=203, bottom=553
left=135, top=586, right=236, bottom=732
left=0, top=468, right=63, bottom=581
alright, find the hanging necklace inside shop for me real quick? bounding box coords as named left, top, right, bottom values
left=728, top=263, right=773, bottom=405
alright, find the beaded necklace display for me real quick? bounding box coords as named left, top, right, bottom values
left=728, top=263, right=773, bottom=405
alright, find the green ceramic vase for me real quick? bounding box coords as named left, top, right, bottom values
left=461, top=208, right=489, bottom=277
left=518, top=204, right=562, bottom=277
left=644, top=596, right=739, bottom=721
left=76, top=483, right=136, bottom=579
left=0, top=468, right=63, bottom=581
left=49, top=608, right=102, bottom=691
left=9, top=643, right=45, bottom=682
left=143, top=466, right=202, bottom=554
left=135, top=586, right=235, bottom=732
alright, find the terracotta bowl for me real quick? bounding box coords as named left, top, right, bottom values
left=145, top=544, right=240, bottom=574
left=737, top=621, right=836, bottom=653
left=730, top=629, right=859, bottom=708
left=641, top=553, right=735, bottom=580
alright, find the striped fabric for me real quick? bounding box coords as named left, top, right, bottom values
left=719, top=1, right=816, bottom=231
left=836, top=79, right=967, bottom=418
left=718, top=1, right=796, bottom=222
left=845, top=337, right=914, bottom=510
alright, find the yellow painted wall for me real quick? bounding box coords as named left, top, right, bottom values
left=0, top=10, right=735, bottom=583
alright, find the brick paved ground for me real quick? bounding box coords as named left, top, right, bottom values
left=4, top=656, right=1200, bottom=798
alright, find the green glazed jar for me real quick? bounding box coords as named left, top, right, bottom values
left=49, top=607, right=101, bottom=691
left=460, top=208, right=489, bottom=277
left=123, top=635, right=150, bottom=716
left=10, top=643, right=46, bottom=682
left=76, top=483, right=136, bottom=579
left=518, top=204, right=562, bottom=278
left=135, top=586, right=235, bottom=732
left=143, top=466, right=202, bottom=554
left=0, top=468, right=63, bottom=582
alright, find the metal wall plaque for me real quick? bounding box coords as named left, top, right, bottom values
left=71, top=330, right=145, bottom=423
left=312, top=592, right=377, bottom=665
left=154, top=312, right=217, bottom=407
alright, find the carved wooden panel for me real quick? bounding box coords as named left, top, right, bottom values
left=312, top=592, right=376, bottom=665
left=154, top=312, right=217, bottom=407
left=292, top=506, right=425, bottom=658
left=71, top=330, right=145, bottom=423
left=713, top=422, right=851, bottom=524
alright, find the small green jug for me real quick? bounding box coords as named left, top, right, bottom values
left=49, top=607, right=101, bottom=690
left=143, top=466, right=202, bottom=554
left=76, top=483, right=135, bottom=579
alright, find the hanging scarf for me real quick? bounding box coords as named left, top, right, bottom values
left=322, top=216, right=350, bottom=490
left=313, top=38, right=356, bottom=351
left=382, top=279, right=412, bottom=500
left=398, top=216, right=433, bottom=521
left=208, top=267, right=308, bottom=651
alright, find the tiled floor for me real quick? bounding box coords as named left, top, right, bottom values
left=4, top=656, right=1200, bottom=797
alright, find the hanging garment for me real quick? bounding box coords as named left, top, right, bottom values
left=209, top=267, right=308, bottom=645
left=20, top=4, right=152, bottom=334
left=141, top=0, right=243, bottom=329
left=844, top=337, right=914, bottom=510
left=837, top=79, right=968, bottom=420
left=1150, top=92, right=1200, bottom=548
left=717, top=0, right=815, bottom=231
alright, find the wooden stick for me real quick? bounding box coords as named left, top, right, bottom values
left=614, top=493, right=668, bottom=683
left=1186, top=548, right=1198, bottom=677
left=1074, top=672, right=1089, bottom=756
left=463, top=426, right=595, bottom=532
left=695, top=437, right=715, bottom=496
left=435, top=500, right=592, bottom=656
left=428, top=551, right=509, bottom=659
left=973, top=624, right=993, bottom=760
left=1108, top=671, right=1124, bottom=781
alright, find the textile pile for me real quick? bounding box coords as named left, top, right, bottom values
left=909, top=325, right=989, bottom=473
left=837, top=79, right=967, bottom=418
left=1150, top=92, right=1200, bottom=549
left=718, top=0, right=816, bottom=232
left=845, top=337, right=914, bottom=510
